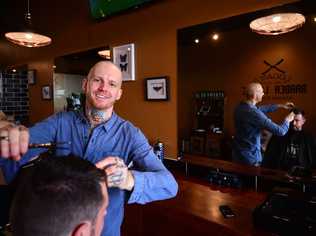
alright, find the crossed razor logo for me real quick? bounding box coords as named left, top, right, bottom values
left=261, top=59, right=285, bottom=75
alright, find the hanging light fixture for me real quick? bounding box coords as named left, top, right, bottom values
left=249, top=13, right=305, bottom=35
left=4, top=0, right=52, bottom=47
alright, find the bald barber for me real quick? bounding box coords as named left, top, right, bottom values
left=0, top=61, right=178, bottom=236
left=232, top=82, right=295, bottom=166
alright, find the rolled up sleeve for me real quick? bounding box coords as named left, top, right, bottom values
left=127, top=129, right=178, bottom=204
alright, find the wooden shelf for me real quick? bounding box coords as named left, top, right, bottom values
left=180, top=154, right=316, bottom=190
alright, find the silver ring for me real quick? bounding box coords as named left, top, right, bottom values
left=0, top=136, right=9, bottom=141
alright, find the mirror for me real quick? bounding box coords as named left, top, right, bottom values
left=177, top=1, right=316, bottom=170
left=53, top=46, right=110, bottom=112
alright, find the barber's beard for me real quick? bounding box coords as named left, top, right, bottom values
left=87, top=93, right=115, bottom=110
left=291, top=124, right=302, bottom=132
left=293, top=127, right=302, bottom=131
left=86, top=93, right=115, bottom=111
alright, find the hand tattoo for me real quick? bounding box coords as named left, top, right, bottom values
left=108, top=170, right=124, bottom=186
left=107, top=158, right=128, bottom=188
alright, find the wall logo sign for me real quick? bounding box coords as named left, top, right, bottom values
left=260, top=59, right=290, bottom=83
left=254, top=59, right=307, bottom=100
left=262, top=59, right=285, bottom=75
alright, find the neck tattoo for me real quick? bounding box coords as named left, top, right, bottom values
left=90, top=108, right=107, bottom=124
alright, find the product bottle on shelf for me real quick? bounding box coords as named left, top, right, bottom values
left=153, top=139, right=164, bottom=161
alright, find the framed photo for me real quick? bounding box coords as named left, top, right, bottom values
left=27, top=70, right=36, bottom=85
left=42, top=85, right=52, bottom=100
left=113, top=43, right=135, bottom=81
left=145, top=76, right=169, bottom=101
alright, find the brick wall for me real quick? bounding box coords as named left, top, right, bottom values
left=0, top=71, right=29, bottom=125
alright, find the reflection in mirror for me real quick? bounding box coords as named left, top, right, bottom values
left=53, top=46, right=110, bottom=112
left=177, top=0, right=316, bottom=172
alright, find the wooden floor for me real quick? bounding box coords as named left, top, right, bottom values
left=122, top=174, right=272, bottom=236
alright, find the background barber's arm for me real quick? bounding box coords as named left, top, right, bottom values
left=258, top=104, right=279, bottom=113
left=127, top=129, right=178, bottom=205
left=259, top=115, right=289, bottom=136
left=259, top=102, right=294, bottom=114
left=278, top=102, right=295, bottom=110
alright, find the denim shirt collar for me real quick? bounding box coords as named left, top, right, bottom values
left=101, top=112, right=118, bottom=132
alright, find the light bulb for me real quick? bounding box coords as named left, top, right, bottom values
left=272, top=15, right=281, bottom=23
left=25, top=33, right=33, bottom=39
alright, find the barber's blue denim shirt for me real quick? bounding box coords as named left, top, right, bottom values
left=0, top=111, right=178, bottom=236
left=232, top=103, right=289, bottom=165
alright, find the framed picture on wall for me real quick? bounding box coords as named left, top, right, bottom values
left=113, top=43, right=135, bottom=81
left=42, top=85, right=52, bottom=100
left=145, top=76, right=169, bottom=101
left=27, top=70, right=36, bottom=85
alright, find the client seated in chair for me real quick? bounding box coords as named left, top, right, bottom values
left=9, top=154, right=108, bottom=236
left=262, top=108, right=316, bottom=171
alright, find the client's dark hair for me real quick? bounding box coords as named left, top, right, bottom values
left=292, top=108, right=305, bottom=116
left=10, top=154, right=106, bottom=236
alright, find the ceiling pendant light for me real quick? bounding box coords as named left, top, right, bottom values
left=249, top=13, right=305, bottom=35
left=4, top=0, right=52, bottom=47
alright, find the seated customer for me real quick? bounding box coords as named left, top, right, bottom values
left=10, top=155, right=108, bottom=236
left=262, top=109, right=316, bottom=170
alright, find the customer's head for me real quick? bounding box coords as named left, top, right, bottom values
left=82, top=61, right=123, bottom=112
left=245, top=82, right=264, bottom=103
left=10, top=155, right=108, bottom=236
left=291, top=108, right=306, bottom=131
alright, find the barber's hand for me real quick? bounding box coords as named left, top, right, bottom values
left=96, top=157, right=135, bottom=191
left=0, top=121, right=29, bottom=161
left=285, top=112, right=295, bottom=123
left=279, top=102, right=295, bottom=110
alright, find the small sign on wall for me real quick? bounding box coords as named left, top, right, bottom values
left=251, top=58, right=308, bottom=100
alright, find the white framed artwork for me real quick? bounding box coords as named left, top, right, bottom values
left=113, top=43, right=135, bottom=81
left=145, top=76, right=169, bottom=101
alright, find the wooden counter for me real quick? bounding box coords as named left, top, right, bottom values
left=122, top=175, right=272, bottom=236
left=180, top=154, right=316, bottom=191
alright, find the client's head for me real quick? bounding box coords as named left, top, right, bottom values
left=291, top=108, right=306, bottom=131
left=10, top=155, right=108, bottom=236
